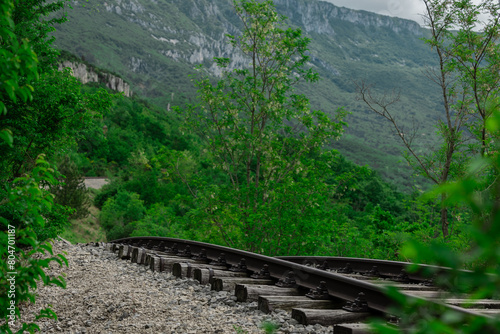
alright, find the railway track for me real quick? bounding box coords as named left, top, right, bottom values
left=105, top=236, right=498, bottom=333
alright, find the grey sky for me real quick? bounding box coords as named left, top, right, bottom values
left=322, top=0, right=426, bottom=24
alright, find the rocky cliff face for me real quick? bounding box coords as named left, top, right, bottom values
left=275, top=0, right=422, bottom=36
left=58, top=61, right=132, bottom=97
left=101, top=0, right=247, bottom=76
left=96, top=0, right=425, bottom=81
left=54, top=0, right=429, bottom=94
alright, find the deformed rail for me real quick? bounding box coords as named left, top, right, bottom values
left=109, top=236, right=491, bottom=327
left=276, top=256, right=448, bottom=283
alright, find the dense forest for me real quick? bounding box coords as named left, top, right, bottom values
left=2, top=0, right=500, bottom=333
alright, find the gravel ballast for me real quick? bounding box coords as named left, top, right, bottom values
left=9, top=240, right=335, bottom=333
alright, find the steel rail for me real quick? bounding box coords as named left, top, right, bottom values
left=276, top=256, right=451, bottom=282
left=110, top=236, right=488, bottom=319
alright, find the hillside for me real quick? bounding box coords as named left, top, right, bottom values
left=52, top=0, right=440, bottom=189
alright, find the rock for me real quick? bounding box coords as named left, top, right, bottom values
left=10, top=239, right=333, bottom=334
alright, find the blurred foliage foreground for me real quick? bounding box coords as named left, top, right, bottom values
left=371, top=107, right=500, bottom=333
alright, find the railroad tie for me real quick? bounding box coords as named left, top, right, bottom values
left=172, top=262, right=227, bottom=279
left=333, top=323, right=372, bottom=334
left=194, top=268, right=247, bottom=285
left=212, top=277, right=274, bottom=292
left=258, top=295, right=344, bottom=314
left=292, top=308, right=371, bottom=326
left=107, top=237, right=499, bottom=330
left=235, top=284, right=300, bottom=302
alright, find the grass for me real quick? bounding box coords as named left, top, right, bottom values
left=60, top=194, right=107, bottom=244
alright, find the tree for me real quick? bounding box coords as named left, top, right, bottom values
left=100, top=190, right=146, bottom=241
left=181, top=0, right=347, bottom=255
left=1, top=1, right=68, bottom=332
left=0, top=68, right=111, bottom=242
left=0, top=69, right=112, bottom=182
left=356, top=0, right=500, bottom=238
left=49, top=155, right=91, bottom=219
left=0, top=0, right=38, bottom=146
left=11, top=0, right=69, bottom=71
left=0, top=0, right=112, bottom=239
left=367, top=1, right=500, bottom=332
left=1, top=0, right=112, bottom=183
left=426, top=0, right=500, bottom=157
left=0, top=156, right=68, bottom=334
left=371, top=103, right=500, bottom=334
left=356, top=80, right=468, bottom=239
left=0, top=0, right=110, bottom=331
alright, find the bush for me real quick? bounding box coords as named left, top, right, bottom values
left=99, top=190, right=146, bottom=240
left=0, top=157, right=68, bottom=333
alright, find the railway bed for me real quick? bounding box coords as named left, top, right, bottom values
left=108, top=236, right=498, bottom=333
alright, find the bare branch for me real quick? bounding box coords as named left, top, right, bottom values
left=355, top=80, right=440, bottom=184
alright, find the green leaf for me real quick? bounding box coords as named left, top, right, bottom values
left=0, top=128, right=14, bottom=147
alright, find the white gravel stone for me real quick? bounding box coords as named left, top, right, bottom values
left=9, top=240, right=334, bottom=334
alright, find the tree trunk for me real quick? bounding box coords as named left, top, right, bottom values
left=441, top=193, right=449, bottom=238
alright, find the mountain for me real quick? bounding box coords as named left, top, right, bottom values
left=52, top=0, right=440, bottom=189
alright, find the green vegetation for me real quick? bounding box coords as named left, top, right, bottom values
left=372, top=109, right=500, bottom=333
left=60, top=195, right=106, bottom=244
left=260, top=321, right=279, bottom=333
left=49, top=155, right=91, bottom=220
left=181, top=0, right=348, bottom=255
left=357, top=0, right=500, bottom=239
left=369, top=0, right=500, bottom=332
left=84, top=0, right=468, bottom=261
left=0, top=0, right=111, bottom=331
